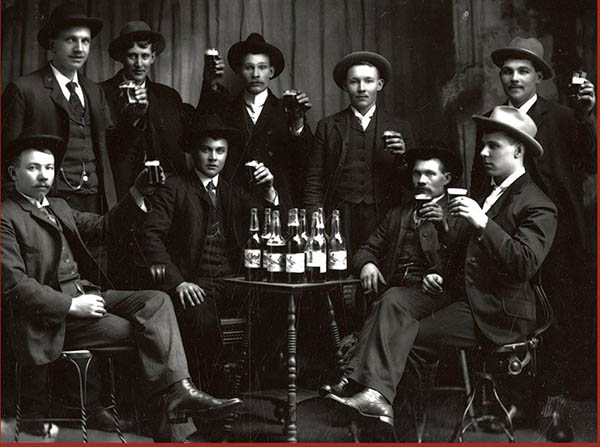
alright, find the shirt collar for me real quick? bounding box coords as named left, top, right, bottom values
left=18, top=191, right=50, bottom=208
left=121, top=71, right=146, bottom=89
left=244, top=89, right=269, bottom=107
left=195, top=169, right=219, bottom=189
left=50, top=61, right=79, bottom=88
left=509, top=93, right=537, bottom=114
left=351, top=104, right=377, bottom=120
left=490, top=165, right=526, bottom=190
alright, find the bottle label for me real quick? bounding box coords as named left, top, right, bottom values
left=265, top=253, right=285, bottom=272
left=244, top=249, right=261, bottom=268
left=286, top=253, right=305, bottom=273
left=328, top=250, right=347, bottom=270
left=307, top=251, right=327, bottom=273
left=262, top=249, right=269, bottom=268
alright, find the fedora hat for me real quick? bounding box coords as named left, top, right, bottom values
left=109, top=21, right=166, bottom=62
left=473, top=106, right=543, bottom=157
left=4, top=135, right=66, bottom=177
left=37, top=1, right=103, bottom=49
left=405, top=140, right=463, bottom=188
left=491, top=37, right=554, bottom=80
left=181, top=114, right=243, bottom=152
left=227, top=33, right=285, bottom=78
left=333, top=51, right=392, bottom=89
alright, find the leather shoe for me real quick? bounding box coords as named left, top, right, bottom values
left=166, top=378, right=243, bottom=423
left=87, top=407, right=135, bottom=433
left=547, top=410, right=574, bottom=442
left=326, top=388, right=394, bottom=426
left=319, top=376, right=361, bottom=397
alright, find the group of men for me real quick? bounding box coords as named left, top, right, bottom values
left=1, top=0, right=596, bottom=443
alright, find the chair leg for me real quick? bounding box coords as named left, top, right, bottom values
left=107, top=355, right=127, bottom=443
left=65, top=354, right=94, bottom=443
left=457, top=377, right=480, bottom=442
left=14, top=362, right=22, bottom=443
left=490, top=378, right=515, bottom=442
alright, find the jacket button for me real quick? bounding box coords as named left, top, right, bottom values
left=470, top=257, right=476, bottom=263
left=267, top=130, right=272, bottom=135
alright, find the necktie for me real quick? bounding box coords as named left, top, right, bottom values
left=66, top=81, right=85, bottom=117
left=40, top=206, right=57, bottom=225
left=206, top=181, right=217, bottom=207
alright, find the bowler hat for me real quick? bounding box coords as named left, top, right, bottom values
left=37, top=1, right=103, bottom=49
left=473, top=106, right=543, bottom=157
left=4, top=135, right=66, bottom=176
left=405, top=140, right=463, bottom=187
left=333, top=51, right=392, bottom=89
left=181, top=114, right=243, bottom=152
left=227, top=33, right=285, bottom=78
left=109, top=21, right=166, bottom=62
left=491, top=37, right=554, bottom=80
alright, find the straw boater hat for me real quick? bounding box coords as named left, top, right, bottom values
left=4, top=135, right=67, bottom=176
left=181, top=114, right=243, bottom=151
left=37, top=1, right=103, bottom=49
left=405, top=141, right=463, bottom=189
left=109, top=21, right=166, bottom=62
left=491, top=37, right=554, bottom=80
left=472, top=106, right=544, bottom=157
left=227, top=33, right=285, bottom=79
left=333, top=51, right=392, bottom=89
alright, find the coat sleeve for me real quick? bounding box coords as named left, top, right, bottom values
left=196, top=81, right=233, bottom=116
left=352, top=208, right=395, bottom=275
left=2, top=82, right=26, bottom=146
left=303, top=119, right=327, bottom=212
left=572, top=113, right=597, bottom=174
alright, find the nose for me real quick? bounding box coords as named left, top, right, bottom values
left=134, top=56, right=142, bottom=67
left=208, top=150, right=217, bottom=160
left=510, top=71, right=520, bottom=82
left=480, top=145, right=490, bottom=158
left=418, top=174, right=428, bottom=185
left=74, top=40, right=83, bottom=52
left=357, top=81, right=366, bottom=91
left=252, top=67, right=260, bottom=78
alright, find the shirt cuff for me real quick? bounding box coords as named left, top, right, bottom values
left=290, top=125, right=304, bottom=136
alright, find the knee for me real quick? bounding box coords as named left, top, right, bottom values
left=143, top=290, right=174, bottom=314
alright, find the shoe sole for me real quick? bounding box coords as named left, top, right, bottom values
left=326, top=394, right=394, bottom=426
left=168, top=399, right=243, bottom=423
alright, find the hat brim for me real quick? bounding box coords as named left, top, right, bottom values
left=109, top=30, right=166, bottom=61
left=181, top=128, right=244, bottom=153
left=333, top=51, right=392, bottom=89
left=491, top=48, right=554, bottom=80
left=38, top=18, right=104, bottom=49
left=405, top=147, right=463, bottom=188
left=3, top=135, right=67, bottom=177
left=227, top=41, right=285, bottom=79
left=473, top=115, right=544, bottom=157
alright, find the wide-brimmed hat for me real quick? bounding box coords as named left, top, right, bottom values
left=227, top=33, right=285, bottom=78
left=333, top=51, right=392, bottom=89
left=37, top=1, right=103, bottom=49
left=491, top=37, right=554, bottom=80
left=109, top=21, right=166, bottom=62
left=473, top=106, right=543, bottom=157
left=3, top=135, right=66, bottom=176
left=181, top=114, right=243, bottom=152
left=405, top=141, right=463, bottom=187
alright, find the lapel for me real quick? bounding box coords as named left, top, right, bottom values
left=526, top=96, right=549, bottom=129
left=12, top=192, right=62, bottom=232
left=485, top=173, right=529, bottom=220
left=373, top=106, right=387, bottom=154
left=390, top=201, right=413, bottom=270
left=78, top=72, right=101, bottom=131
left=418, top=196, right=447, bottom=266
left=252, top=90, right=277, bottom=137
left=43, top=64, right=69, bottom=116
left=333, top=108, right=352, bottom=158
left=189, top=171, right=213, bottom=208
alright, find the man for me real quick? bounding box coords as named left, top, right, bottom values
left=470, top=37, right=596, bottom=436
left=140, top=114, right=280, bottom=391
left=1, top=134, right=242, bottom=442
left=304, top=51, right=415, bottom=257
left=101, top=21, right=190, bottom=200
left=323, top=107, right=557, bottom=433
left=197, top=33, right=312, bottom=207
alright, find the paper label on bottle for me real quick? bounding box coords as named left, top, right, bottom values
left=244, top=249, right=261, bottom=268
left=265, top=253, right=285, bottom=272
left=328, top=250, right=347, bottom=270
left=286, top=253, right=305, bottom=273
left=307, top=251, right=327, bottom=273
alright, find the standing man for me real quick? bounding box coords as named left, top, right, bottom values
left=324, top=107, right=557, bottom=433
left=304, top=51, right=415, bottom=258
left=1, top=134, right=242, bottom=442
left=470, top=37, right=596, bottom=436
left=197, top=33, right=312, bottom=207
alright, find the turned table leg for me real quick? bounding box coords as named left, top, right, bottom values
left=285, top=293, right=298, bottom=442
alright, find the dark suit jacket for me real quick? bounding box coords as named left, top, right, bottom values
left=446, top=173, right=558, bottom=346
left=2, top=64, right=117, bottom=208
left=197, top=85, right=313, bottom=208
left=353, top=196, right=450, bottom=281
left=470, top=96, right=595, bottom=252
left=101, top=70, right=190, bottom=200
left=140, top=170, right=273, bottom=291
left=304, top=107, right=415, bottom=221
left=1, top=190, right=143, bottom=365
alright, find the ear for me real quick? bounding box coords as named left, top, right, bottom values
left=269, top=65, right=275, bottom=79
left=442, top=171, right=452, bottom=186
left=376, top=78, right=384, bottom=91
left=535, top=71, right=543, bottom=84
left=514, top=142, right=525, bottom=158
left=150, top=52, right=157, bottom=64
left=8, top=165, right=17, bottom=181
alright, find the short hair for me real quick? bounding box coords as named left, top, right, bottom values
left=125, top=39, right=153, bottom=51
left=199, top=133, right=230, bottom=145
left=8, top=148, right=54, bottom=170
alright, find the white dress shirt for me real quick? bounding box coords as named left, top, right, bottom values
left=482, top=166, right=526, bottom=213
left=243, top=89, right=269, bottom=124
left=509, top=94, right=537, bottom=114
left=351, top=104, right=377, bottom=130
left=50, top=62, right=85, bottom=107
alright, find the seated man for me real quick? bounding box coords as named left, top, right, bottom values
left=139, top=114, right=280, bottom=389
left=1, top=134, right=242, bottom=442
left=320, top=141, right=463, bottom=419
left=323, top=107, right=557, bottom=431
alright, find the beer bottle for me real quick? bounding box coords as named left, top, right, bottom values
left=305, top=211, right=327, bottom=282
left=317, top=206, right=329, bottom=239
left=244, top=208, right=262, bottom=281
left=286, top=208, right=306, bottom=283
left=299, top=209, right=309, bottom=248
left=266, top=210, right=286, bottom=282
left=260, top=208, right=272, bottom=280
left=327, top=209, right=348, bottom=280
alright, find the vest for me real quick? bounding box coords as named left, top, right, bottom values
left=334, top=112, right=376, bottom=204
left=55, top=91, right=99, bottom=197
left=388, top=215, right=429, bottom=287
left=197, top=188, right=233, bottom=278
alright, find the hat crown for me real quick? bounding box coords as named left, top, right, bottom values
left=506, top=36, right=545, bottom=60
left=193, top=114, right=229, bottom=134
left=48, top=1, right=90, bottom=23
left=488, top=106, right=538, bottom=139
left=245, top=33, right=267, bottom=45
left=119, top=21, right=153, bottom=36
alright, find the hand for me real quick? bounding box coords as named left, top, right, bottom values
left=175, top=281, right=206, bottom=308
left=68, top=294, right=106, bottom=318
left=573, top=79, right=596, bottom=118
left=252, top=162, right=274, bottom=188
left=131, top=85, right=149, bottom=117
left=290, top=90, right=312, bottom=130
left=132, top=166, right=166, bottom=197
left=422, top=273, right=444, bottom=296
left=419, top=202, right=449, bottom=232
left=203, top=56, right=225, bottom=89
left=384, top=131, right=406, bottom=155
left=448, top=196, right=488, bottom=231
left=360, top=262, right=387, bottom=295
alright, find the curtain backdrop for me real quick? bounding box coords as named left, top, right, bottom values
left=1, top=0, right=456, bottom=142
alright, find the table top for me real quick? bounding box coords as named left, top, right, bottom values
left=223, top=276, right=360, bottom=293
